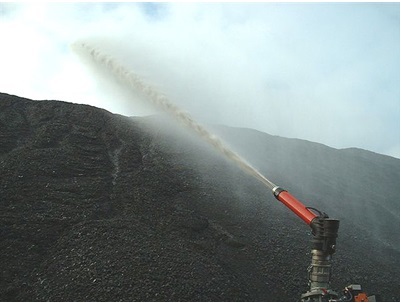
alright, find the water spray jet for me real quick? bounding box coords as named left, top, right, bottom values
left=72, top=41, right=276, bottom=191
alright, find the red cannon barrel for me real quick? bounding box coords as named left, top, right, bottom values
left=273, top=187, right=318, bottom=225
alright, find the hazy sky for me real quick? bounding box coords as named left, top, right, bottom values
left=0, top=2, right=399, bottom=158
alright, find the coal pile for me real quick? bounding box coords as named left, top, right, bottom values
left=0, top=92, right=399, bottom=301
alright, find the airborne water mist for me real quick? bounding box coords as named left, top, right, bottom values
left=72, top=42, right=276, bottom=190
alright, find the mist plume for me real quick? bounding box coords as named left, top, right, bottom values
left=72, top=42, right=276, bottom=190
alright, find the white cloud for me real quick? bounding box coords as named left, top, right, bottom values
left=0, top=2, right=399, bottom=158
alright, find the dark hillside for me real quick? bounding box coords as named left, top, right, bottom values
left=0, top=93, right=399, bottom=301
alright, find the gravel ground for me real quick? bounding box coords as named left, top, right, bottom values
left=0, top=92, right=399, bottom=301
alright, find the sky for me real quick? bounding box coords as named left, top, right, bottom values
left=0, top=2, right=399, bottom=158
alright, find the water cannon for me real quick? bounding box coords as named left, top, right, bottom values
left=271, top=185, right=377, bottom=301
left=272, top=186, right=340, bottom=301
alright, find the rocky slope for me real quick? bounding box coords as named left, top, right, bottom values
left=0, top=92, right=399, bottom=301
